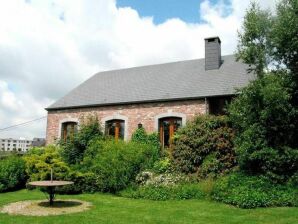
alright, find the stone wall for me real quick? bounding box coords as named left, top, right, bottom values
left=46, top=99, right=207, bottom=144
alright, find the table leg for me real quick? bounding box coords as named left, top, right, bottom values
left=48, top=186, right=55, bottom=206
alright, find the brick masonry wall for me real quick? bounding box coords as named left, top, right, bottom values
left=46, top=99, right=207, bottom=144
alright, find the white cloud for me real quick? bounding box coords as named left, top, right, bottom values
left=0, top=0, right=278, bottom=139
left=0, top=80, right=49, bottom=138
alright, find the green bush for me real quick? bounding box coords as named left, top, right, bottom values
left=55, top=171, right=98, bottom=194
left=120, top=184, right=205, bottom=201
left=25, top=145, right=100, bottom=194
left=131, top=127, right=160, bottom=151
left=60, top=115, right=103, bottom=164
left=82, top=140, right=159, bottom=193
left=24, top=145, right=70, bottom=182
left=172, top=115, right=235, bottom=177
left=152, top=157, right=172, bottom=174
left=228, top=73, right=298, bottom=181
left=211, top=172, right=298, bottom=208
left=288, top=172, right=298, bottom=187
left=0, top=156, right=26, bottom=192
left=131, top=127, right=147, bottom=142
left=136, top=170, right=190, bottom=186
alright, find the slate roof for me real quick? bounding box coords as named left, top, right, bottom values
left=46, top=54, right=254, bottom=110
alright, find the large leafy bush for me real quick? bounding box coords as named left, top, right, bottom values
left=82, top=140, right=159, bottom=193
left=172, top=115, right=235, bottom=177
left=228, top=73, right=298, bottom=181
left=212, top=172, right=298, bottom=208
left=0, top=156, right=26, bottom=192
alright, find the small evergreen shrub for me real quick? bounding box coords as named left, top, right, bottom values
left=120, top=184, right=205, bottom=201
left=0, top=156, right=26, bottom=192
left=24, top=145, right=70, bottom=182
left=172, top=115, right=235, bottom=177
left=211, top=172, right=298, bottom=208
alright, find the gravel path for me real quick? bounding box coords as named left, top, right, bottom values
left=1, top=199, right=92, bottom=216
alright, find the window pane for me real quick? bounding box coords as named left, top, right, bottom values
left=105, top=119, right=125, bottom=140
left=106, top=122, right=116, bottom=137
left=119, top=121, right=125, bottom=139
left=174, top=119, right=182, bottom=131
left=61, top=121, right=78, bottom=140
left=162, top=120, right=170, bottom=147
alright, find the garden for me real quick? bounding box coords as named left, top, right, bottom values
left=0, top=1, right=298, bottom=223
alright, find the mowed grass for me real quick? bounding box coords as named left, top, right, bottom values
left=0, top=190, right=297, bottom=224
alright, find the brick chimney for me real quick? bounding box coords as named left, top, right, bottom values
left=205, top=37, right=221, bottom=70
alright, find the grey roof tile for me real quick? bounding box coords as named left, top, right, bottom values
left=46, top=54, right=254, bottom=110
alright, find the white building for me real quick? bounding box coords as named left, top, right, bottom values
left=0, top=138, right=33, bottom=152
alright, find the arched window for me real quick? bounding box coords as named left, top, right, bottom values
left=105, top=119, right=125, bottom=140
left=159, top=117, right=182, bottom=148
left=61, top=122, right=78, bottom=141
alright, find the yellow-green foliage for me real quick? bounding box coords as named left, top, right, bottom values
left=24, top=145, right=69, bottom=181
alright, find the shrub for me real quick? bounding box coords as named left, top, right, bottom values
left=55, top=171, right=98, bottom=194
left=0, top=156, right=26, bottom=192
left=25, top=145, right=100, bottom=194
left=288, top=172, right=298, bottom=187
left=172, top=115, right=235, bottom=177
left=136, top=171, right=190, bottom=186
left=197, top=177, right=216, bottom=196
left=120, top=184, right=205, bottom=201
left=24, top=145, right=70, bottom=182
left=131, top=127, right=160, bottom=151
left=60, top=115, right=103, bottom=164
left=228, top=73, right=298, bottom=181
left=131, top=127, right=147, bottom=143
left=152, top=157, right=172, bottom=174
left=82, top=140, right=160, bottom=193
left=211, top=172, right=298, bottom=208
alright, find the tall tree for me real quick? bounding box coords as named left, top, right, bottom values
left=271, top=0, right=298, bottom=76
left=271, top=0, right=298, bottom=109
left=229, top=0, right=298, bottom=181
left=236, top=2, right=272, bottom=76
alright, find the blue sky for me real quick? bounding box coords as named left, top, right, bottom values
left=117, top=0, right=230, bottom=24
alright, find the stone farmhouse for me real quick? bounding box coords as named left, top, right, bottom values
left=46, top=37, right=253, bottom=147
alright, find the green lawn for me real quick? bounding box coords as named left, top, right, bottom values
left=0, top=190, right=297, bottom=224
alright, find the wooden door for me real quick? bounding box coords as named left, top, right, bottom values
left=159, top=117, right=182, bottom=148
